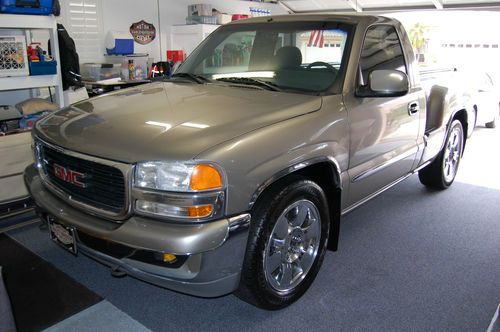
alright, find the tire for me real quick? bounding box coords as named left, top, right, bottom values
left=236, top=176, right=330, bottom=310
left=419, top=119, right=464, bottom=189
left=485, top=109, right=497, bottom=128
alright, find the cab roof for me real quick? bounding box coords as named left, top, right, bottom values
left=225, top=13, right=395, bottom=26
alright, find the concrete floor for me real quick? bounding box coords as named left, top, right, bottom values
left=7, top=125, right=500, bottom=332
left=456, top=124, right=500, bottom=190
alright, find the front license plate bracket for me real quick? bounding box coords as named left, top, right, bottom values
left=48, top=217, right=77, bottom=255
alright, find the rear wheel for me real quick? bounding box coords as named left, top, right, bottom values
left=485, top=106, right=498, bottom=128
left=419, top=119, right=464, bottom=189
left=236, top=177, right=330, bottom=310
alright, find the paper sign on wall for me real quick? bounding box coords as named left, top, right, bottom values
left=130, top=20, right=156, bottom=45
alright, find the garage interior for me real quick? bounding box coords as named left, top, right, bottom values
left=1, top=0, right=499, bottom=331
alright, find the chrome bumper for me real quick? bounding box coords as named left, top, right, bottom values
left=24, top=164, right=250, bottom=297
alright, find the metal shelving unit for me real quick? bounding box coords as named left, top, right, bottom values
left=0, top=13, right=65, bottom=107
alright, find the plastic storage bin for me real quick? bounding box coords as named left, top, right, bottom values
left=81, top=63, right=121, bottom=81
left=105, top=31, right=134, bottom=55
left=0, top=35, right=29, bottom=77
left=105, top=54, right=150, bottom=81
left=186, top=15, right=217, bottom=25
left=0, top=105, right=22, bottom=134
left=0, top=0, right=55, bottom=15
left=231, top=14, right=250, bottom=21
left=29, top=61, right=56, bottom=75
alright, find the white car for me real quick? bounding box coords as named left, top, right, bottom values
left=467, top=72, right=500, bottom=129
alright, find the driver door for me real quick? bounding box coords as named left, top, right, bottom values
left=343, top=24, right=423, bottom=207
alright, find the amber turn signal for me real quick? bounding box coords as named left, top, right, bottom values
left=163, top=253, right=177, bottom=263
left=190, top=164, right=223, bottom=191
left=187, top=205, right=214, bottom=218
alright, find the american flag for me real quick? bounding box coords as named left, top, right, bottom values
left=308, top=30, right=324, bottom=48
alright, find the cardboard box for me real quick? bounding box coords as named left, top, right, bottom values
left=188, top=4, right=212, bottom=16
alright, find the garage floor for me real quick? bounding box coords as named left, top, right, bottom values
left=5, top=126, right=500, bottom=332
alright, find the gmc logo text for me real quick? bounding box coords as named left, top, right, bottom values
left=53, top=163, right=86, bottom=188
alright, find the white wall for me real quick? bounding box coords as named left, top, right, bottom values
left=101, top=0, right=161, bottom=61
left=58, top=0, right=287, bottom=63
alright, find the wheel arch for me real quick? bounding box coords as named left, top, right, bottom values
left=249, top=157, right=342, bottom=251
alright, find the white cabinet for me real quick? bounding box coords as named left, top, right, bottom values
left=0, top=132, right=31, bottom=204
left=0, top=14, right=65, bottom=107
left=170, top=24, right=220, bottom=56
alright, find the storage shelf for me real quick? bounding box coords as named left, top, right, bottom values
left=0, top=13, right=56, bottom=29
left=0, top=14, right=64, bottom=107
left=0, top=75, right=58, bottom=91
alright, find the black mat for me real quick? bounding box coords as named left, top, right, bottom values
left=0, top=234, right=102, bottom=332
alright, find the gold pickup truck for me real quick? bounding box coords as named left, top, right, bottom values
left=24, top=14, right=474, bottom=309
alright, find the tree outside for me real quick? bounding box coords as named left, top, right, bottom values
left=408, top=23, right=429, bottom=63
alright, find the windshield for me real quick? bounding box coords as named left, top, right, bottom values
left=177, top=21, right=353, bottom=93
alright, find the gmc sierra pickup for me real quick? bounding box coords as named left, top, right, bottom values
left=25, top=14, right=473, bottom=309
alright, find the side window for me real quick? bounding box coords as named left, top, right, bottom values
left=359, top=25, right=407, bottom=85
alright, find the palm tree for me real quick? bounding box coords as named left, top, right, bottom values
left=409, top=23, right=429, bottom=62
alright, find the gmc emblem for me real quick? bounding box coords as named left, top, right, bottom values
left=53, top=163, right=86, bottom=188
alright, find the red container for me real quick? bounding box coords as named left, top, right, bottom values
left=231, top=14, right=249, bottom=21
left=167, top=50, right=187, bottom=64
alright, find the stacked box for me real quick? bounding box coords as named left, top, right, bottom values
left=188, top=4, right=213, bottom=16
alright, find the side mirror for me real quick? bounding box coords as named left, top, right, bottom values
left=357, top=69, right=409, bottom=98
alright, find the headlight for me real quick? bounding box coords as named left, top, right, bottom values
left=135, top=162, right=223, bottom=192
left=133, top=161, right=226, bottom=220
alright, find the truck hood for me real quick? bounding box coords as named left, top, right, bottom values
left=35, top=82, right=322, bottom=163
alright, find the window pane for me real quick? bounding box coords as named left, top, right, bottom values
left=182, top=22, right=352, bottom=93
left=200, top=31, right=256, bottom=75
left=359, top=25, right=407, bottom=85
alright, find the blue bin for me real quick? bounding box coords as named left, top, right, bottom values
left=0, top=0, right=55, bottom=15
left=29, top=61, right=57, bottom=75
left=106, top=39, right=134, bottom=55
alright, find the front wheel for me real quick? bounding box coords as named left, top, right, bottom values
left=419, top=119, right=464, bottom=189
left=236, top=177, right=330, bottom=310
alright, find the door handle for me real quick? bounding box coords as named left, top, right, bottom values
left=408, top=101, right=419, bottom=116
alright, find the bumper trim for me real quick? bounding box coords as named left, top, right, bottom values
left=25, top=165, right=230, bottom=255
left=228, top=213, right=251, bottom=232
left=78, top=241, right=241, bottom=298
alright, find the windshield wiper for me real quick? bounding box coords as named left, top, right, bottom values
left=216, top=77, right=282, bottom=92
left=171, top=73, right=211, bottom=84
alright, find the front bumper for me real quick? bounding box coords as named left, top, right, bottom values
left=24, top=165, right=250, bottom=297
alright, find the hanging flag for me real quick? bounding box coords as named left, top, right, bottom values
left=308, top=31, right=317, bottom=47
left=308, top=30, right=325, bottom=48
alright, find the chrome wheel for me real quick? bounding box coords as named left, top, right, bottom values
left=442, top=126, right=463, bottom=183
left=264, top=199, right=321, bottom=293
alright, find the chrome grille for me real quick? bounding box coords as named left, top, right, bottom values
left=37, top=141, right=129, bottom=218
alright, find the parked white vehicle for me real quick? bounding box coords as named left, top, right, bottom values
left=465, top=72, right=500, bottom=129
